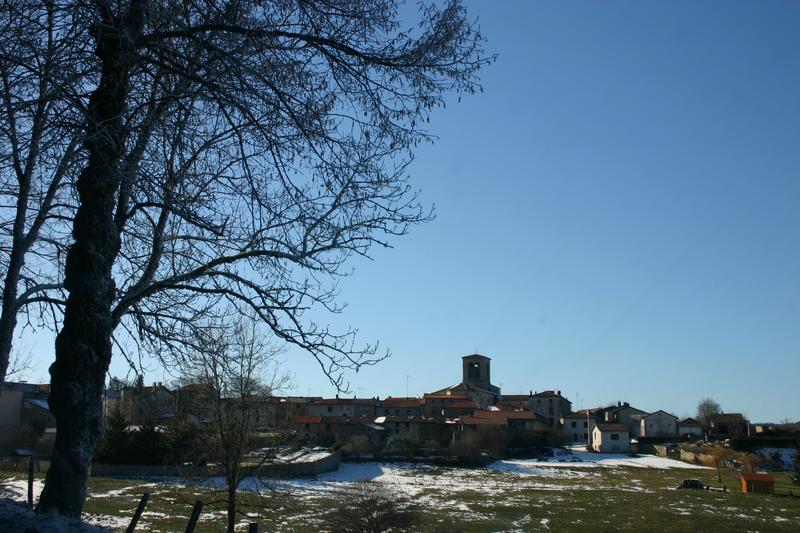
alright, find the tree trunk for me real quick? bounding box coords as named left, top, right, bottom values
left=227, top=484, right=237, bottom=533
left=0, top=245, right=24, bottom=385
left=37, top=8, right=141, bottom=517
left=0, top=163, right=31, bottom=385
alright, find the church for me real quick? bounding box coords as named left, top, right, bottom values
left=426, top=354, right=502, bottom=409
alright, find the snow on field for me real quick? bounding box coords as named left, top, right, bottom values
left=0, top=476, right=45, bottom=501
left=496, top=447, right=709, bottom=470
left=198, top=448, right=706, bottom=503
left=0, top=498, right=115, bottom=532
left=755, top=448, right=798, bottom=470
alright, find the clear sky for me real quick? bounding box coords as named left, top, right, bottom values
left=19, top=1, right=800, bottom=422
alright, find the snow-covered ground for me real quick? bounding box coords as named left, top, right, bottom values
left=755, top=447, right=798, bottom=470
left=0, top=478, right=129, bottom=531
left=197, top=448, right=708, bottom=500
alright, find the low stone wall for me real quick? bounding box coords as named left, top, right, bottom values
left=680, top=449, right=717, bottom=467
left=91, top=451, right=341, bottom=479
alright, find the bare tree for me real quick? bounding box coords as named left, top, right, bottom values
left=0, top=0, right=86, bottom=385
left=696, top=398, right=722, bottom=429
left=18, top=0, right=490, bottom=517
left=325, top=481, right=416, bottom=533
left=184, top=318, right=289, bottom=533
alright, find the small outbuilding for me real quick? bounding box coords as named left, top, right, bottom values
left=740, top=472, right=774, bottom=494
left=591, top=423, right=630, bottom=453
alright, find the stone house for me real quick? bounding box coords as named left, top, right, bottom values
left=561, top=410, right=597, bottom=444
left=379, top=397, right=426, bottom=417
left=602, top=402, right=648, bottom=437
left=105, top=381, right=176, bottom=425
left=307, top=397, right=380, bottom=418
left=707, top=413, right=748, bottom=437
left=530, top=390, right=572, bottom=429
left=293, top=415, right=382, bottom=447
left=442, top=400, right=478, bottom=418
left=0, top=382, right=49, bottom=429
left=639, top=410, right=678, bottom=438
left=423, top=393, right=471, bottom=416
left=677, top=417, right=703, bottom=438
left=592, top=423, right=630, bottom=453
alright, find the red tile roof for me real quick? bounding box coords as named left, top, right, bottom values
left=740, top=472, right=774, bottom=483
left=423, top=394, right=469, bottom=400
left=381, top=397, right=425, bottom=407
left=532, top=390, right=564, bottom=398
left=459, top=416, right=505, bottom=426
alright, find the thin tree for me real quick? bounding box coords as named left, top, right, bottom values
left=185, top=318, right=289, bottom=533
left=26, top=0, right=490, bottom=517
left=696, top=398, right=722, bottom=429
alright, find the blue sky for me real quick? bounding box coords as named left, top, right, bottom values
left=20, top=1, right=800, bottom=422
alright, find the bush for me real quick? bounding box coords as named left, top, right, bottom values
left=384, top=435, right=417, bottom=457
left=324, top=482, right=416, bottom=533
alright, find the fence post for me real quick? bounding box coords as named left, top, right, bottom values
left=248, top=523, right=259, bottom=533
left=126, top=493, right=150, bottom=533
left=27, top=457, right=34, bottom=507
left=184, top=499, right=204, bottom=533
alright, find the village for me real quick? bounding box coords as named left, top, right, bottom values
left=2, top=352, right=799, bottom=531
left=1, top=353, right=795, bottom=461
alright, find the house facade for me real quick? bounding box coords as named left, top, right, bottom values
left=307, top=397, right=380, bottom=418
left=677, top=417, right=703, bottom=438
left=639, top=410, right=678, bottom=438
left=561, top=410, right=597, bottom=444
left=708, top=413, right=748, bottom=437
left=592, top=423, right=630, bottom=453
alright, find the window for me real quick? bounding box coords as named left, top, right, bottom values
left=406, top=409, right=411, bottom=416
left=395, top=409, right=400, bottom=415
left=304, top=424, right=310, bottom=429
left=468, top=362, right=480, bottom=379
left=405, top=422, right=410, bottom=429
left=583, top=421, right=588, bottom=428
left=325, top=424, right=331, bottom=430
left=570, top=421, right=577, bottom=428
left=573, top=433, right=578, bottom=440
left=548, top=407, right=553, bottom=414
left=611, top=433, right=619, bottom=440
left=327, top=405, right=332, bottom=413
left=583, top=432, right=588, bottom=440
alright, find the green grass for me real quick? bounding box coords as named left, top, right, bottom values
left=2, top=464, right=800, bottom=532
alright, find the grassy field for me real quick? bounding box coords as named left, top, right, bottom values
left=2, top=460, right=800, bottom=532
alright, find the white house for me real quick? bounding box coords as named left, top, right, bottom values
left=639, top=410, right=678, bottom=438
left=561, top=410, right=596, bottom=445
left=677, top=417, right=703, bottom=438
left=592, top=423, right=630, bottom=453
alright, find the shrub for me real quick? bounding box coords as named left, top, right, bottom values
left=324, top=481, right=416, bottom=533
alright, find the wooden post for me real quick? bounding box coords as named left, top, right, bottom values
left=184, top=499, right=204, bottom=533
left=27, top=457, right=34, bottom=507
left=248, top=523, right=259, bottom=533
left=126, top=493, right=150, bottom=533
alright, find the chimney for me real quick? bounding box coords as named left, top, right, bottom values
left=557, top=390, right=561, bottom=396
left=335, top=393, right=339, bottom=399
left=529, top=390, right=532, bottom=397
left=617, top=401, right=622, bottom=407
